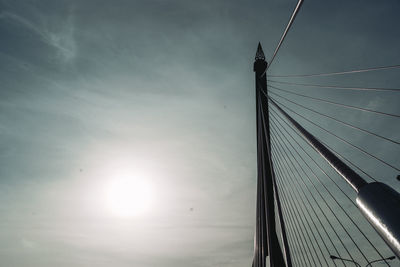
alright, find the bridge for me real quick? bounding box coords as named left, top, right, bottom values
left=251, top=1, right=400, bottom=266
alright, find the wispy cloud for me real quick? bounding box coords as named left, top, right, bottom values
left=0, top=8, right=76, bottom=62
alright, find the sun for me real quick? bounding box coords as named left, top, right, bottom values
left=105, top=169, right=155, bottom=218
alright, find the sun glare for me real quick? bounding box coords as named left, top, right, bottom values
left=105, top=169, right=155, bottom=217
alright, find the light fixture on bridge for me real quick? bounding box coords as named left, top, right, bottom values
left=329, top=254, right=396, bottom=267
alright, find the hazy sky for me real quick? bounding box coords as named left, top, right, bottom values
left=0, top=0, right=399, bottom=266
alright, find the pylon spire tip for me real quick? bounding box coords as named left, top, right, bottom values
left=255, top=43, right=265, bottom=61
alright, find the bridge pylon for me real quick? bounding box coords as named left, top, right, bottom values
left=253, top=43, right=292, bottom=267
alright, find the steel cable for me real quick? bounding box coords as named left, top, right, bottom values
left=263, top=0, right=304, bottom=74
left=266, top=94, right=400, bottom=172
left=271, top=140, right=355, bottom=265
left=270, top=112, right=390, bottom=265
left=269, top=64, right=400, bottom=78
left=270, top=107, right=378, bottom=183
left=272, top=146, right=337, bottom=266
left=268, top=85, right=400, bottom=118
left=270, top=105, right=378, bottom=181
left=268, top=79, right=400, bottom=92
left=269, top=90, right=400, bottom=145
left=271, top=128, right=368, bottom=264
left=273, top=159, right=316, bottom=267
left=320, top=140, right=377, bottom=182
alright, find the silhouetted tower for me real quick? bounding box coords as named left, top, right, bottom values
left=253, top=43, right=291, bottom=267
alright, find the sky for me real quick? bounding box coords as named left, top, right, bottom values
left=0, top=0, right=399, bottom=266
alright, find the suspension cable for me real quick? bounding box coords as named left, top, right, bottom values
left=268, top=79, right=400, bottom=92
left=263, top=0, right=304, bottom=74
left=270, top=112, right=391, bottom=265
left=271, top=125, right=370, bottom=264
left=270, top=110, right=358, bottom=205
left=273, top=158, right=318, bottom=267
left=268, top=85, right=400, bottom=118
left=271, top=138, right=357, bottom=264
left=273, top=150, right=346, bottom=267
left=271, top=132, right=341, bottom=265
left=272, top=153, right=332, bottom=266
left=321, top=139, right=377, bottom=182
left=271, top=107, right=378, bottom=182
left=269, top=64, right=400, bottom=78
left=266, top=94, right=400, bottom=172
left=269, top=90, right=400, bottom=145
left=270, top=126, right=327, bottom=266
